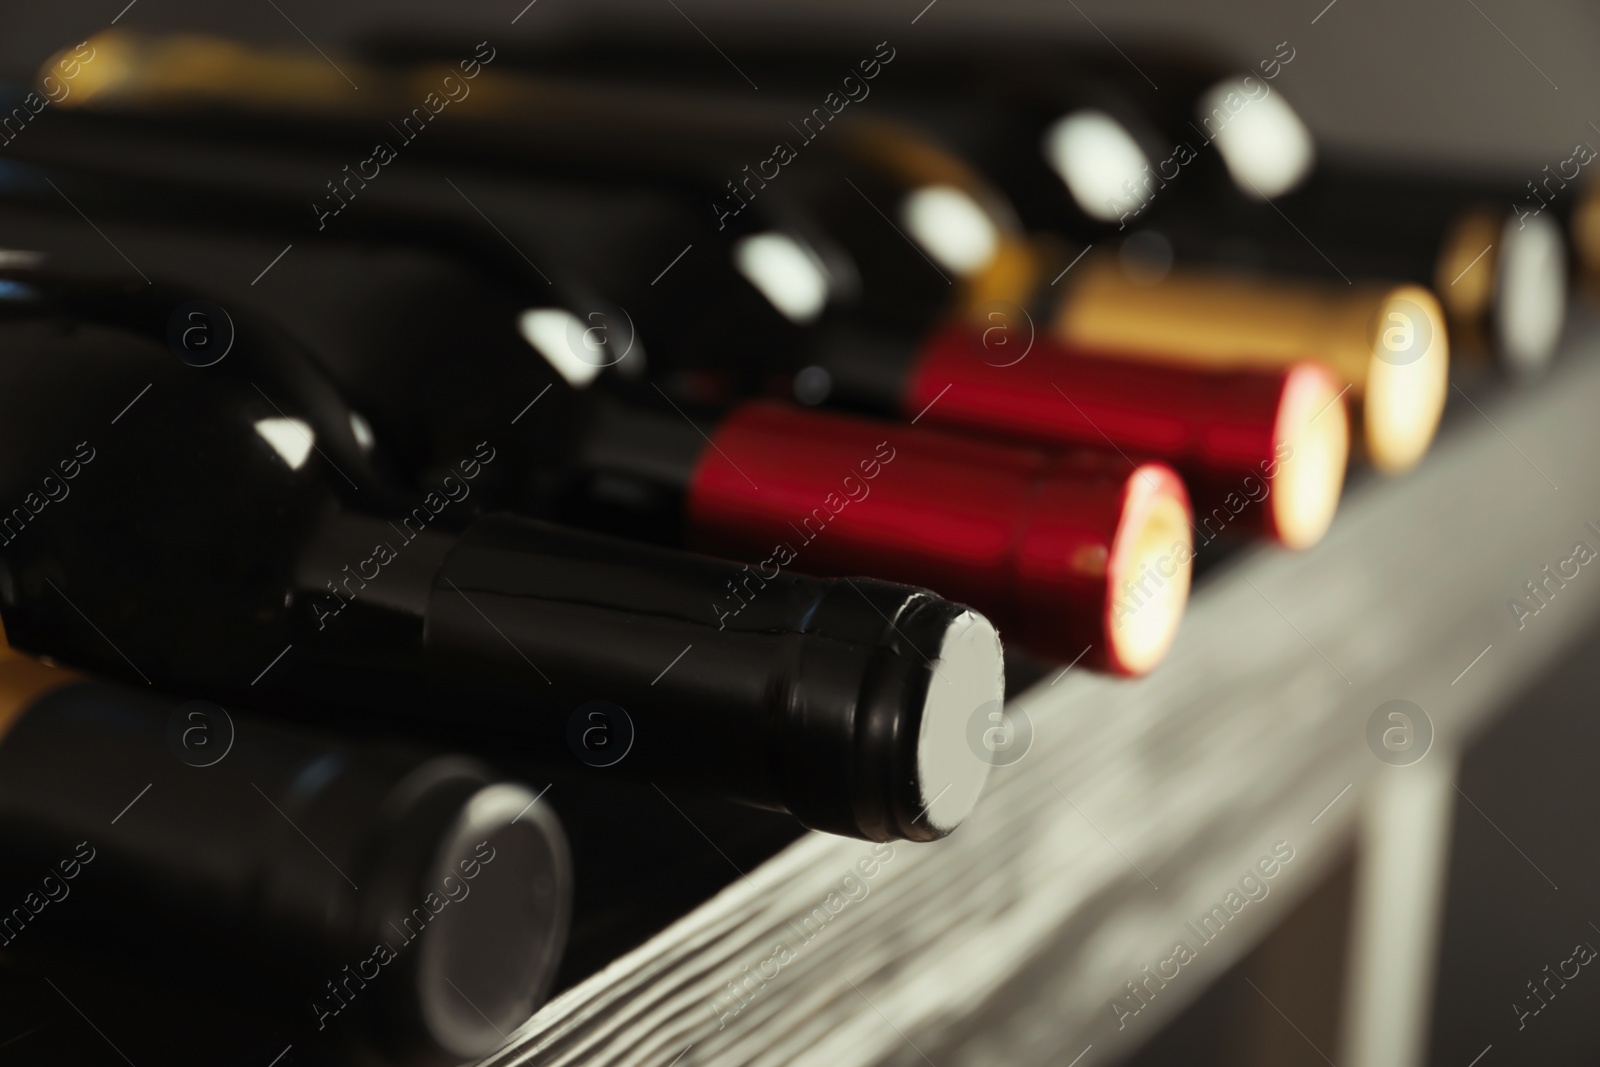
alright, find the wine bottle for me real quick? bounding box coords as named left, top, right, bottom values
left=565, top=394, right=1193, bottom=674
left=0, top=272, right=1003, bottom=842
left=889, top=333, right=1348, bottom=551
left=1039, top=60, right=1563, bottom=374
left=1053, top=262, right=1449, bottom=475
left=1126, top=162, right=1568, bottom=376
left=0, top=642, right=570, bottom=1062
left=1020, top=49, right=1567, bottom=374
left=0, top=128, right=1334, bottom=552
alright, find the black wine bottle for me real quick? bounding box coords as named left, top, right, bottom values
left=0, top=643, right=571, bottom=1063
left=0, top=272, right=1004, bottom=842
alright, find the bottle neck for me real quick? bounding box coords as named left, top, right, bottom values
left=295, top=512, right=455, bottom=633
left=556, top=395, right=706, bottom=542
left=798, top=321, right=922, bottom=413
left=421, top=513, right=990, bottom=840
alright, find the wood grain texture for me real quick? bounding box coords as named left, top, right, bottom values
left=476, top=334, right=1600, bottom=1067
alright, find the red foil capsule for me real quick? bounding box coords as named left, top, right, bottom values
left=686, top=400, right=1193, bottom=675
left=903, top=327, right=1350, bottom=550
